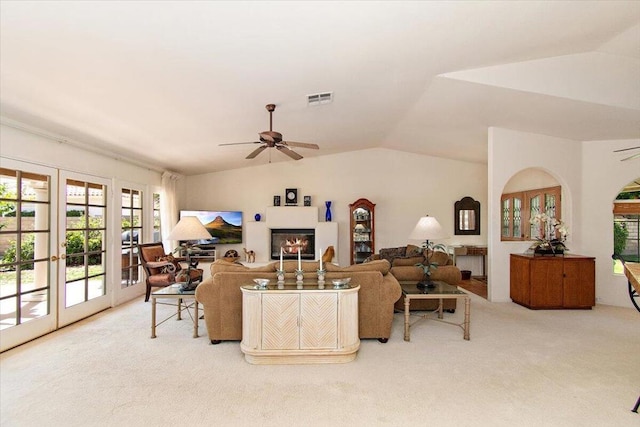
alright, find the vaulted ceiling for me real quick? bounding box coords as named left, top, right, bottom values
left=1, top=1, right=639, bottom=175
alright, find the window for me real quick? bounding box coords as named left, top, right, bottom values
left=153, top=192, right=161, bottom=242
left=501, top=186, right=561, bottom=241
left=613, top=183, right=640, bottom=274
left=121, top=188, right=142, bottom=287
left=0, top=168, right=52, bottom=327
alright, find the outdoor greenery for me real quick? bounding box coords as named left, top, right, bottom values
left=1, top=216, right=104, bottom=270
left=613, top=222, right=628, bottom=257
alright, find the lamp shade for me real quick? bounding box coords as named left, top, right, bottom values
left=166, top=216, right=211, bottom=241
left=408, top=215, right=449, bottom=241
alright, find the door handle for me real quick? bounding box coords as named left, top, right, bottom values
left=51, top=254, right=66, bottom=261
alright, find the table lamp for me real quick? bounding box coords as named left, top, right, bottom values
left=409, top=215, right=449, bottom=288
left=166, top=216, right=211, bottom=286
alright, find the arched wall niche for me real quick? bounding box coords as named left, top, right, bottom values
left=502, top=168, right=560, bottom=194
left=500, top=167, right=571, bottom=243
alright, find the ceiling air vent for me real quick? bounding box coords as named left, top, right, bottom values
left=307, top=92, right=333, bottom=106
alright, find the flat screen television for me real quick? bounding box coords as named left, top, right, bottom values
left=179, top=210, right=243, bottom=245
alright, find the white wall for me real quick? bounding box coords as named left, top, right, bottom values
left=582, top=139, right=640, bottom=307
left=489, top=127, right=639, bottom=308
left=488, top=128, right=583, bottom=302
left=182, top=148, right=488, bottom=267
left=0, top=124, right=160, bottom=184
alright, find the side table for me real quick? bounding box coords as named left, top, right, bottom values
left=151, top=284, right=200, bottom=338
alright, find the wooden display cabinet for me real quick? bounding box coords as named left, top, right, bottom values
left=349, top=198, right=375, bottom=264
left=510, top=253, right=595, bottom=309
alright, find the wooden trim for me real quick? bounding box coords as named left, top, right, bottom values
left=613, top=201, right=640, bottom=215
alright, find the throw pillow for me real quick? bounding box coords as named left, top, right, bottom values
left=406, top=244, right=423, bottom=257
left=378, top=247, right=407, bottom=264
left=429, top=251, right=450, bottom=267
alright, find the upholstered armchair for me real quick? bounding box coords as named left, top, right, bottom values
left=138, top=242, right=203, bottom=301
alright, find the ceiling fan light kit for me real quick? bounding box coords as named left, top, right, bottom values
left=220, top=104, right=320, bottom=161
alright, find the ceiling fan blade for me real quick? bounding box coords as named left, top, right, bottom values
left=246, top=145, right=267, bottom=159
left=276, top=145, right=303, bottom=160
left=613, top=146, right=640, bottom=153
left=282, top=141, right=320, bottom=150
left=219, top=141, right=260, bottom=146
left=621, top=152, right=640, bottom=161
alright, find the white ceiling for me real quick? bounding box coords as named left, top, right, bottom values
left=1, top=1, right=639, bottom=175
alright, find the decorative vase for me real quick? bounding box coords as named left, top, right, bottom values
left=325, top=201, right=332, bottom=222
left=254, top=213, right=261, bottom=222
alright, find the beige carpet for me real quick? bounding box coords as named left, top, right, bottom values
left=1, top=293, right=639, bottom=426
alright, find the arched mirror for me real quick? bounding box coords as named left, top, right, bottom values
left=455, top=196, right=480, bottom=235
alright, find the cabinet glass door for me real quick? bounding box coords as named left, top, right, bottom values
left=349, top=198, right=375, bottom=264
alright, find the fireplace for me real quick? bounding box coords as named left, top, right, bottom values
left=271, top=228, right=315, bottom=260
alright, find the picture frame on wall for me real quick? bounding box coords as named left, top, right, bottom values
left=274, top=195, right=281, bottom=206
left=304, top=196, right=311, bottom=206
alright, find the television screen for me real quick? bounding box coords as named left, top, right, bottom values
left=179, top=210, right=243, bottom=245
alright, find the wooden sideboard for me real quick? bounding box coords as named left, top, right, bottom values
left=510, top=253, right=595, bottom=309
left=240, top=284, right=360, bottom=364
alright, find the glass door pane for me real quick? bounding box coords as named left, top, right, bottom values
left=0, top=161, right=58, bottom=352
left=58, top=172, right=110, bottom=328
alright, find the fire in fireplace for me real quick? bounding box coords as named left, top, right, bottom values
left=271, top=228, right=315, bottom=260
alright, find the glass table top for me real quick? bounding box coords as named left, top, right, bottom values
left=151, top=283, right=196, bottom=296
left=399, top=281, right=467, bottom=295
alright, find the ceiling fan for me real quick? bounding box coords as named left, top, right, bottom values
left=614, top=146, right=640, bottom=161
left=219, top=104, right=319, bottom=160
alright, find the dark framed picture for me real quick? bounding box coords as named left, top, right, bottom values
left=303, top=196, right=311, bottom=206
left=274, top=195, right=281, bottom=206
left=285, top=188, right=298, bottom=205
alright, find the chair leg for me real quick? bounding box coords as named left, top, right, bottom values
left=145, top=284, right=151, bottom=302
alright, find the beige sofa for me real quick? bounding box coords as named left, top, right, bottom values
left=195, top=259, right=402, bottom=344
left=367, top=245, right=462, bottom=311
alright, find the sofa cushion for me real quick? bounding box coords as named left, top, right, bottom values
left=427, top=250, right=450, bottom=267
left=392, top=256, right=425, bottom=267
left=325, top=259, right=391, bottom=275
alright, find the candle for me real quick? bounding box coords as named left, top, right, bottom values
left=280, top=247, right=283, bottom=271
left=319, top=247, right=323, bottom=270
left=298, top=247, right=301, bottom=271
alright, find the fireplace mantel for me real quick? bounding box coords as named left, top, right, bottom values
left=245, top=207, right=338, bottom=263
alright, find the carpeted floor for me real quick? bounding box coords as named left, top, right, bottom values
left=1, top=293, right=639, bottom=426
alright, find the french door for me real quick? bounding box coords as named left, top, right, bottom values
left=0, top=160, right=58, bottom=351
left=57, top=171, right=111, bottom=327
left=0, top=160, right=112, bottom=351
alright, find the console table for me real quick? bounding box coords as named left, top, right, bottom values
left=452, top=245, right=487, bottom=278
left=240, top=282, right=360, bottom=364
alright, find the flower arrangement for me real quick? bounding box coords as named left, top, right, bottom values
left=529, top=213, right=568, bottom=254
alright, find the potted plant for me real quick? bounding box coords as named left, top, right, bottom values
left=529, top=213, right=568, bottom=255
left=415, top=242, right=448, bottom=288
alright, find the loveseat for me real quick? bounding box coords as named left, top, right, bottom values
left=367, top=245, right=462, bottom=311
left=195, top=259, right=402, bottom=344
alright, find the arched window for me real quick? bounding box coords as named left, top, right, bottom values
left=613, top=178, right=640, bottom=274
